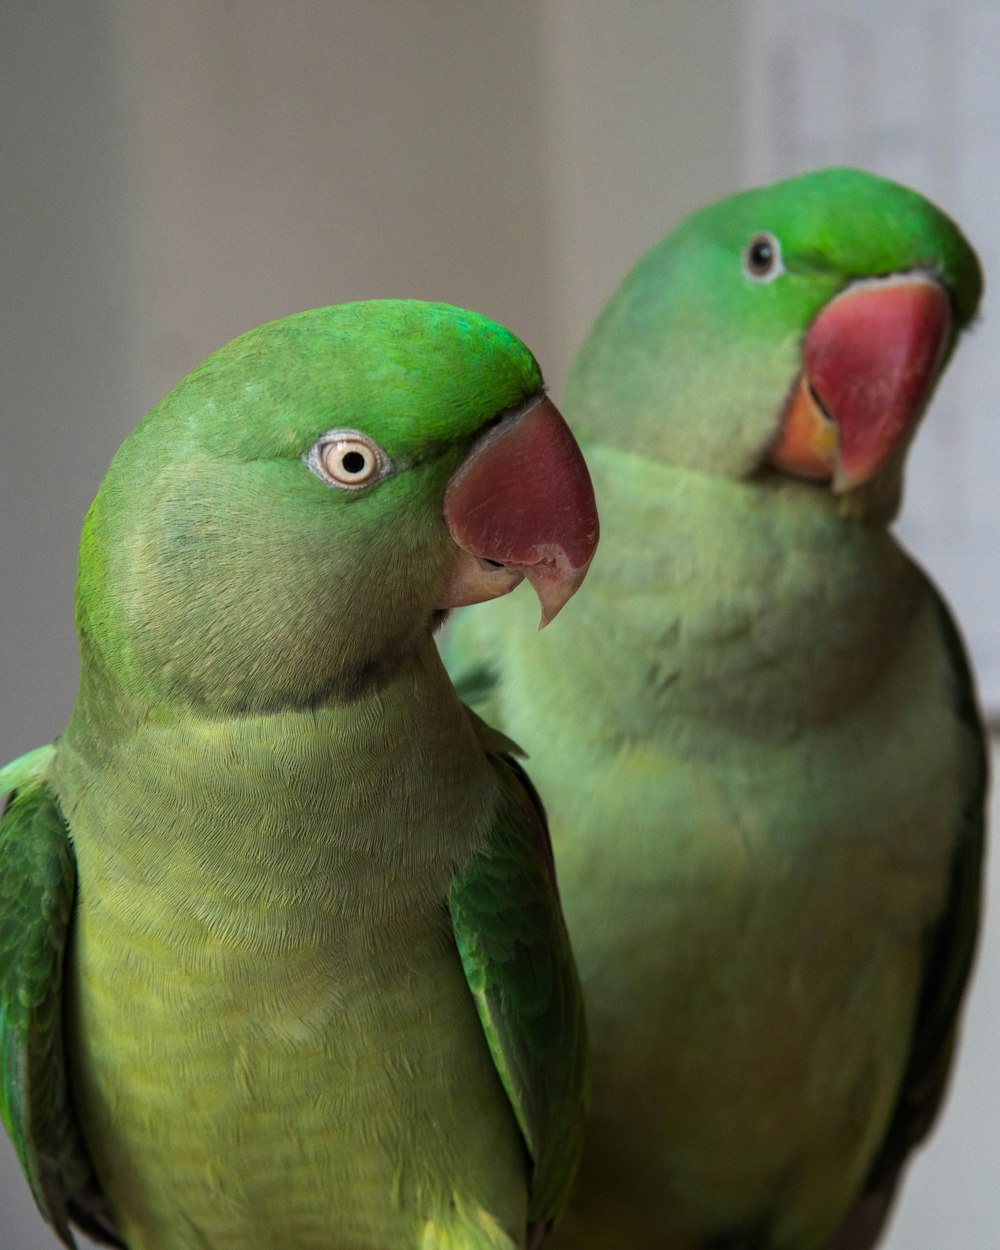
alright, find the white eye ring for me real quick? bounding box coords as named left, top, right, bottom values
left=743, top=231, right=784, bottom=282
left=308, top=430, right=390, bottom=490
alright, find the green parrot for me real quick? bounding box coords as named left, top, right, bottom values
left=444, top=169, right=987, bottom=1250
left=0, top=300, right=599, bottom=1250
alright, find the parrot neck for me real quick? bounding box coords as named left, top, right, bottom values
left=55, top=635, right=497, bottom=886
left=541, top=442, right=923, bottom=744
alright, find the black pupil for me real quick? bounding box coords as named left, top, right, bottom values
left=342, top=450, right=367, bottom=475
left=750, top=238, right=773, bottom=271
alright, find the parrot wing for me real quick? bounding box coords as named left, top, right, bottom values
left=0, top=747, right=122, bottom=1250
left=830, top=587, right=988, bottom=1250
left=449, top=710, right=587, bottom=1239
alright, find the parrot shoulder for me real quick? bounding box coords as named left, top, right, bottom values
left=0, top=767, right=122, bottom=1249
left=0, top=742, right=56, bottom=797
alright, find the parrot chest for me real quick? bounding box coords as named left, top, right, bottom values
left=493, top=470, right=970, bottom=1245
left=58, top=701, right=527, bottom=1249
left=545, top=663, right=960, bottom=1248
left=549, top=726, right=957, bottom=1250
left=70, top=883, right=522, bottom=1248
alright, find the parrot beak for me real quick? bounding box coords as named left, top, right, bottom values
left=768, top=274, right=953, bottom=492
left=439, top=395, right=599, bottom=627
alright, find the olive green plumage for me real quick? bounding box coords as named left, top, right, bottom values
left=445, top=169, right=987, bottom=1249
left=0, top=301, right=587, bottom=1250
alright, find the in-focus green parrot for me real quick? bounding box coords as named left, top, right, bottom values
left=445, top=169, right=987, bottom=1250
left=0, top=300, right=599, bottom=1250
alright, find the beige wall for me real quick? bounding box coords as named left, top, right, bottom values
left=123, top=0, right=745, bottom=407
left=0, top=1, right=138, bottom=778
left=539, top=0, right=745, bottom=378
left=123, top=1, right=556, bottom=409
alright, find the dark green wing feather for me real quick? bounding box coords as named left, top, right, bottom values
left=831, top=589, right=988, bottom=1250
left=0, top=751, right=122, bottom=1249
left=449, top=713, right=588, bottom=1238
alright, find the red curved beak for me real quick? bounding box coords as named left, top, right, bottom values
left=769, top=274, right=953, bottom=492
left=439, top=395, right=599, bottom=627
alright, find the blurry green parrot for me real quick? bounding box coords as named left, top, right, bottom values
left=0, top=300, right=599, bottom=1250
left=444, top=169, right=987, bottom=1250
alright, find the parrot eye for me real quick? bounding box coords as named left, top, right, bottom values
left=308, top=430, right=391, bottom=491
left=743, top=231, right=784, bottom=282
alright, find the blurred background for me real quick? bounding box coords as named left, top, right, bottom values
left=1, top=1, right=997, bottom=1246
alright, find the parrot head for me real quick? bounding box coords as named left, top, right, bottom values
left=566, top=167, right=982, bottom=513
left=76, top=301, right=598, bottom=714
